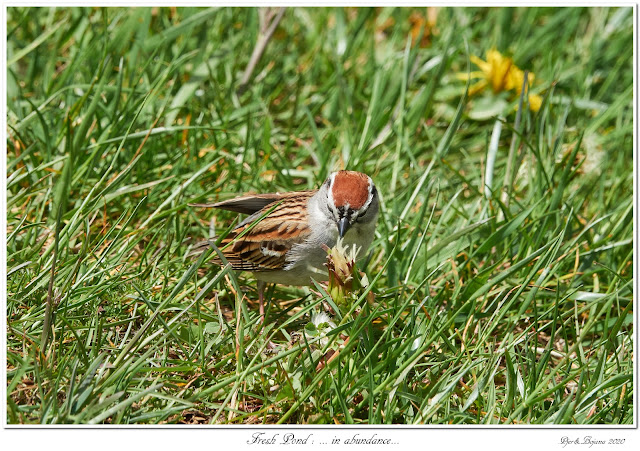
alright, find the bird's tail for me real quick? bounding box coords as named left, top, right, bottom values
left=185, top=216, right=218, bottom=259
left=185, top=239, right=217, bottom=258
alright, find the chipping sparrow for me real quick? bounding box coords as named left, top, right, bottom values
left=201, top=170, right=379, bottom=318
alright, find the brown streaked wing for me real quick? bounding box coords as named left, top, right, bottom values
left=214, top=191, right=315, bottom=271
left=209, top=193, right=286, bottom=215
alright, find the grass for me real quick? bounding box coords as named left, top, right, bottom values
left=5, top=6, right=634, bottom=425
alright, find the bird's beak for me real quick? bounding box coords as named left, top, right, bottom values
left=337, top=217, right=350, bottom=238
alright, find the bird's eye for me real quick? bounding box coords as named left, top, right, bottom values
left=354, top=209, right=367, bottom=222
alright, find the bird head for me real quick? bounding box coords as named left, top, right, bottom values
left=323, top=171, right=379, bottom=238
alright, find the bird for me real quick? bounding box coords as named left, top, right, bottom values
left=199, top=170, right=379, bottom=319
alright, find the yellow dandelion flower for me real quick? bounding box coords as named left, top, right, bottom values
left=506, top=65, right=543, bottom=111
left=471, top=49, right=516, bottom=93
left=459, top=49, right=542, bottom=112
left=526, top=93, right=542, bottom=112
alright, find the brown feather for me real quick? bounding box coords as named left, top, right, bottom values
left=209, top=193, right=286, bottom=214
left=212, top=190, right=315, bottom=272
